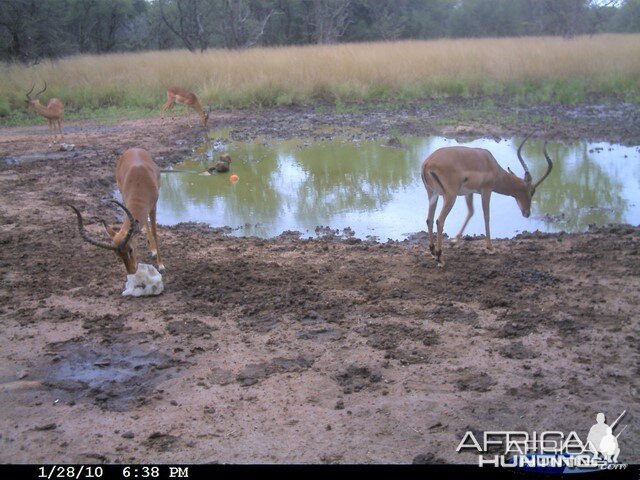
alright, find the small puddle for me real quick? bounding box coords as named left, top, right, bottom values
left=157, top=131, right=640, bottom=240
left=33, top=340, right=181, bottom=412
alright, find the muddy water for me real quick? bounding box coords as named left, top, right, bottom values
left=156, top=133, right=640, bottom=240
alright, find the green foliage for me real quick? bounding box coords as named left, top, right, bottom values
left=0, top=96, right=10, bottom=117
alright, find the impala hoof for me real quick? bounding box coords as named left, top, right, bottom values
left=158, top=264, right=166, bottom=274
left=435, top=250, right=444, bottom=267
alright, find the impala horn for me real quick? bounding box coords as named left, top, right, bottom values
left=69, top=200, right=137, bottom=251
left=516, top=134, right=533, bottom=183
left=34, top=81, right=47, bottom=99
left=533, top=141, right=554, bottom=190
left=25, top=84, right=35, bottom=101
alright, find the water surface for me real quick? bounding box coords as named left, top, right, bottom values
left=156, top=133, right=640, bottom=240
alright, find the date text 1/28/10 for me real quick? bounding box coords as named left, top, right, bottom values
left=35, top=465, right=189, bottom=479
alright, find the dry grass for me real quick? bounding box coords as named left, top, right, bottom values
left=1, top=34, right=639, bottom=116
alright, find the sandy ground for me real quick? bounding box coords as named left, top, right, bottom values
left=0, top=101, right=638, bottom=464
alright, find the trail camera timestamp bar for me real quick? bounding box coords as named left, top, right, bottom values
left=32, top=465, right=189, bottom=479
left=6, top=464, right=640, bottom=480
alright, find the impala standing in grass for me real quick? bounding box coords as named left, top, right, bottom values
left=25, top=82, right=64, bottom=143
left=161, top=86, right=210, bottom=127
left=69, top=148, right=165, bottom=275
left=421, top=136, right=553, bottom=267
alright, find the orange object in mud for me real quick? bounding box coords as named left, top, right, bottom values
left=230, top=174, right=239, bottom=183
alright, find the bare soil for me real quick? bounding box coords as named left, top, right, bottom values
left=0, top=101, right=638, bottom=464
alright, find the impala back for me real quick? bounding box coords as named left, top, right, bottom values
left=116, top=148, right=160, bottom=224
left=423, top=147, right=502, bottom=196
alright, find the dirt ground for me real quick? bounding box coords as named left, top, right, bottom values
left=0, top=100, right=638, bottom=464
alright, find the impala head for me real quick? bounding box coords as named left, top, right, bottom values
left=508, top=135, right=553, bottom=218
left=24, top=82, right=47, bottom=111
left=69, top=200, right=140, bottom=274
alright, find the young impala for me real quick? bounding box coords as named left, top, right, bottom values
left=69, top=148, right=165, bottom=275
left=161, top=86, right=210, bottom=127
left=421, top=136, right=553, bottom=266
left=25, top=82, right=64, bottom=143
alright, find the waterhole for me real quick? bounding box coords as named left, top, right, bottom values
left=157, top=132, right=640, bottom=240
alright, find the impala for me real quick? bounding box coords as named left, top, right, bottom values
left=421, top=136, right=553, bottom=266
left=161, top=86, right=210, bottom=127
left=69, top=148, right=165, bottom=275
left=25, top=82, right=64, bottom=142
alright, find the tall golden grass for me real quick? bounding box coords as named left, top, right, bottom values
left=1, top=34, right=639, bottom=115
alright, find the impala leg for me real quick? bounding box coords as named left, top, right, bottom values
left=48, top=119, right=55, bottom=144
left=186, top=104, right=193, bottom=128
left=148, top=204, right=165, bottom=273
left=453, top=194, right=474, bottom=244
left=57, top=118, right=63, bottom=140
left=426, top=189, right=438, bottom=258
left=481, top=189, right=494, bottom=252
left=435, top=195, right=457, bottom=267
left=161, top=100, right=174, bottom=124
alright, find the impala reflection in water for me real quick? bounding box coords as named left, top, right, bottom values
left=156, top=132, right=640, bottom=240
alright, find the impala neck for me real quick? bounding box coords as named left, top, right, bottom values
left=111, top=218, right=131, bottom=246
left=113, top=200, right=144, bottom=244
left=30, top=101, right=54, bottom=118
left=494, top=169, right=529, bottom=197
left=193, top=101, right=205, bottom=118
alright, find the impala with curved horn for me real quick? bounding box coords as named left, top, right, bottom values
left=161, top=86, right=210, bottom=128
left=421, top=136, right=553, bottom=266
left=69, top=148, right=165, bottom=275
left=25, top=81, right=64, bottom=142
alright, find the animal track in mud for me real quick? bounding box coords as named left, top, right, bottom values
left=498, top=341, right=540, bottom=360
left=426, top=303, right=478, bottom=324
left=297, top=326, right=346, bottom=343
left=235, top=354, right=316, bottom=387
left=166, top=319, right=215, bottom=337
left=237, top=314, right=280, bottom=333
left=493, top=310, right=543, bottom=338
left=455, top=371, right=497, bottom=393
left=144, top=432, right=182, bottom=452
left=82, top=313, right=125, bottom=335
left=335, top=364, right=383, bottom=394
left=357, top=322, right=439, bottom=364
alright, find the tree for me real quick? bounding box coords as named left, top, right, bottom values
left=303, top=0, right=352, bottom=44
left=158, top=0, right=213, bottom=52
left=0, top=0, right=68, bottom=62
left=606, top=0, right=640, bottom=32
left=89, top=0, right=144, bottom=52
left=215, top=0, right=279, bottom=48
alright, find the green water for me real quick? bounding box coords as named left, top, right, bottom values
left=156, top=131, right=640, bottom=240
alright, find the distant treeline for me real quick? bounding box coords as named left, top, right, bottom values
left=1, top=0, right=639, bottom=62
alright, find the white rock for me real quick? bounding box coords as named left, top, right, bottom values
left=122, top=263, right=164, bottom=297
